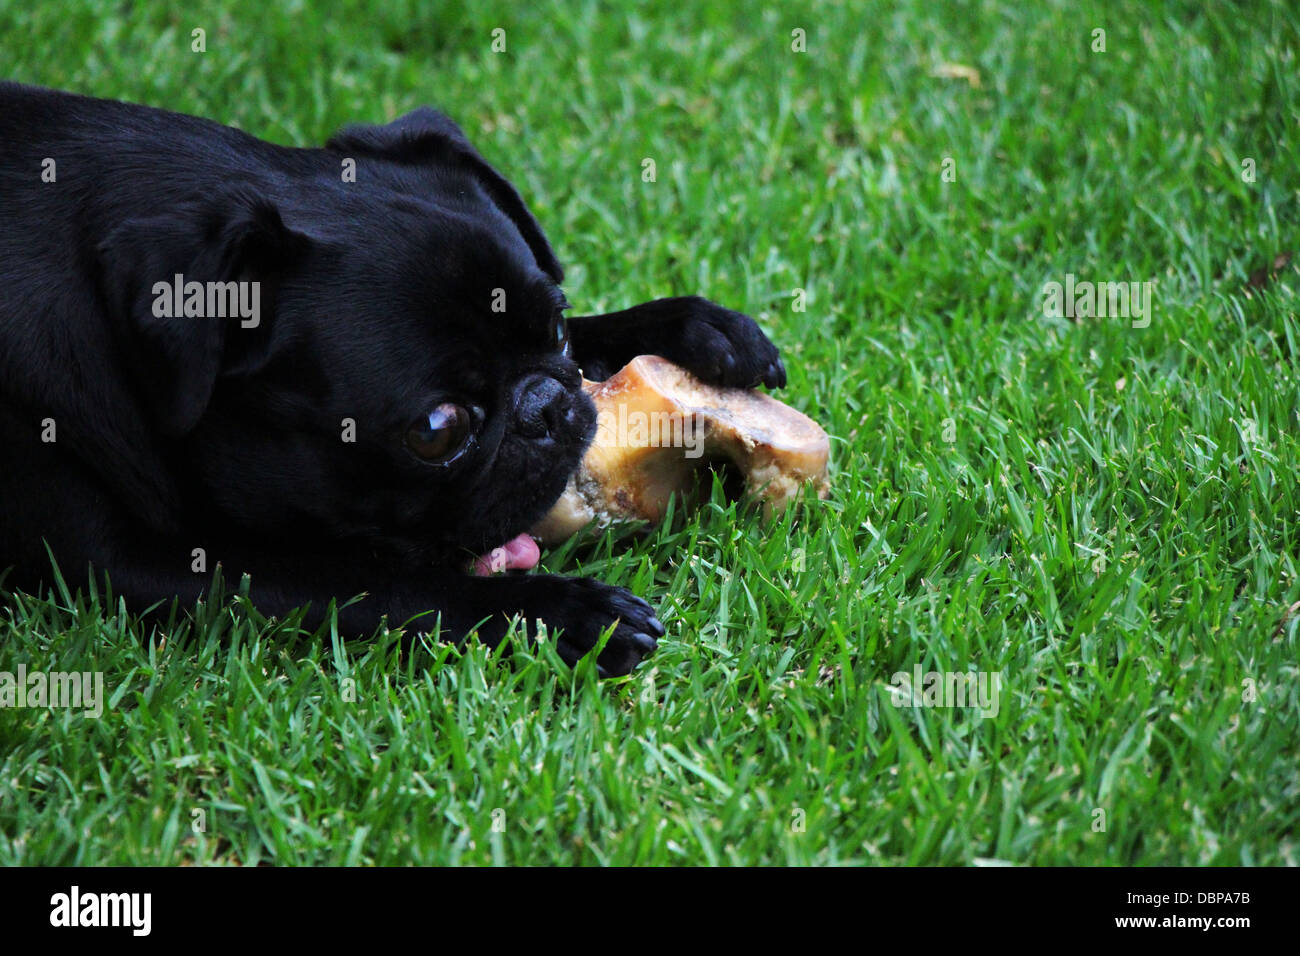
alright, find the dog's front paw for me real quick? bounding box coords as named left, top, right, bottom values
left=662, top=296, right=786, bottom=389
left=530, top=576, right=665, bottom=676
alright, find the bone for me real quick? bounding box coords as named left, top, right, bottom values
left=531, top=355, right=830, bottom=544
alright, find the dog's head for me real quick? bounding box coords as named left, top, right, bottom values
left=98, top=108, right=595, bottom=565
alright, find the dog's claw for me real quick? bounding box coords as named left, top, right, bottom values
left=765, top=358, right=787, bottom=389
left=630, top=631, right=658, bottom=654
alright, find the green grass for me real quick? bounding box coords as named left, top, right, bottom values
left=2, top=0, right=1298, bottom=865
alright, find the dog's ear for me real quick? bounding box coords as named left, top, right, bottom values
left=327, top=107, right=563, bottom=283
left=97, top=187, right=309, bottom=436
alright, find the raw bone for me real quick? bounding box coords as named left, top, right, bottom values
left=531, top=355, right=830, bottom=544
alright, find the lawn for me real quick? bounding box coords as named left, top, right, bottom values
left=1, top=0, right=1297, bottom=865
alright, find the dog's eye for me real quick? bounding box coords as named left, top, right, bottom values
left=552, top=313, right=570, bottom=357
left=406, top=404, right=472, bottom=463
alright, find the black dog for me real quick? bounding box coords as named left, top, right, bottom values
left=0, top=82, right=785, bottom=676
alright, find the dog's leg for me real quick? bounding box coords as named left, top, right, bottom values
left=21, top=530, right=662, bottom=677
left=568, top=295, right=786, bottom=388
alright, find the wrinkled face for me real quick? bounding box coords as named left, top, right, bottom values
left=187, top=178, right=595, bottom=566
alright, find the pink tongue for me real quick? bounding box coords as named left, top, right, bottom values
left=473, top=533, right=541, bottom=576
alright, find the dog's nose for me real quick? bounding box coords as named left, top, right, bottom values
left=514, top=373, right=572, bottom=439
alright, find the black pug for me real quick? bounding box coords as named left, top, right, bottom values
left=0, top=82, right=785, bottom=677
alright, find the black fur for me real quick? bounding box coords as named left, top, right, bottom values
left=0, top=83, right=785, bottom=676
